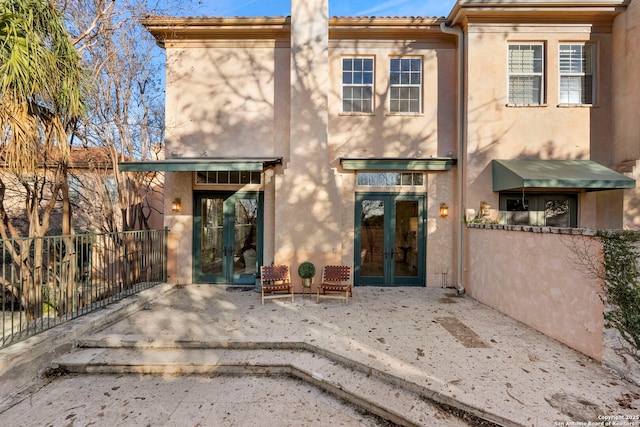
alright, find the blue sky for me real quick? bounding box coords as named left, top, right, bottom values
left=197, top=0, right=457, bottom=19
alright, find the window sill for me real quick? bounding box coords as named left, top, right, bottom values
left=556, top=104, right=597, bottom=108
left=384, top=112, right=424, bottom=117
left=339, top=113, right=375, bottom=117
left=505, top=103, right=547, bottom=108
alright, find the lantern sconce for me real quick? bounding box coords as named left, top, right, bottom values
left=171, top=198, right=182, bottom=213
left=439, top=203, right=449, bottom=218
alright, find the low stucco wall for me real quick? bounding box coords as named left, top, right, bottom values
left=466, top=224, right=604, bottom=360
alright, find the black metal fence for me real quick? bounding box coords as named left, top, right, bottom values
left=1, top=229, right=167, bottom=348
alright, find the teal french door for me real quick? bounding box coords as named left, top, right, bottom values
left=355, top=193, right=426, bottom=286
left=193, top=191, right=263, bottom=284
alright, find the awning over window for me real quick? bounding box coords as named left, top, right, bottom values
left=118, top=157, right=282, bottom=172
left=492, top=159, right=636, bottom=192
left=340, top=157, right=456, bottom=171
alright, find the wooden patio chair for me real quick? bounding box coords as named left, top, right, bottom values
left=317, top=265, right=352, bottom=305
left=260, top=265, right=294, bottom=304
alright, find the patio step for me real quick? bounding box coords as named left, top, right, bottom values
left=52, top=336, right=505, bottom=427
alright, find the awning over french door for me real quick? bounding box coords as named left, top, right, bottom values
left=118, top=157, right=282, bottom=172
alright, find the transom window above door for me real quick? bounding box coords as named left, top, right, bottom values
left=356, top=172, right=424, bottom=187
left=196, top=170, right=261, bottom=185
left=342, top=57, right=374, bottom=113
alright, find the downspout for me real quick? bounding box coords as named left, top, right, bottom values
left=439, top=22, right=466, bottom=295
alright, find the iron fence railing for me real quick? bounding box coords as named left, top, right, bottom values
left=1, top=229, right=168, bottom=348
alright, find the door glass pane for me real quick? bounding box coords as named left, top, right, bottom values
left=360, top=200, right=384, bottom=277
left=234, top=198, right=258, bottom=276
left=201, top=198, right=223, bottom=275
left=395, top=200, right=418, bottom=278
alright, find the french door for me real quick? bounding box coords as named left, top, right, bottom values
left=193, top=191, right=262, bottom=284
left=355, top=193, right=425, bottom=286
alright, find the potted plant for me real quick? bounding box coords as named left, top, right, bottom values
left=298, top=262, right=316, bottom=288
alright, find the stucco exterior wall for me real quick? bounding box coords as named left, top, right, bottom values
left=164, top=44, right=289, bottom=158
left=164, top=171, right=193, bottom=284
left=466, top=225, right=604, bottom=360
left=613, top=0, right=640, bottom=229
left=464, top=23, right=616, bottom=229
left=328, top=41, right=458, bottom=160
left=157, top=11, right=460, bottom=287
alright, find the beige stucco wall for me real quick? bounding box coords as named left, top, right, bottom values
left=464, top=22, right=617, bottom=229
left=613, top=0, right=640, bottom=229
left=328, top=41, right=457, bottom=160
left=164, top=43, right=289, bottom=158
left=466, top=226, right=604, bottom=360
left=164, top=171, right=193, bottom=284
left=158, top=7, right=460, bottom=286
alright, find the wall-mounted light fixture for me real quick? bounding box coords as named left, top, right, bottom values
left=171, top=198, right=182, bottom=213
left=439, top=203, right=449, bottom=218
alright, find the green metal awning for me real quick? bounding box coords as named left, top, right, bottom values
left=340, top=157, right=456, bottom=171
left=492, top=159, right=635, bottom=192
left=118, top=157, right=282, bottom=172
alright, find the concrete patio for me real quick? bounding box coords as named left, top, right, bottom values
left=1, top=284, right=639, bottom=426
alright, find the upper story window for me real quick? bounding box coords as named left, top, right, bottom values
left=389, top=57, right=422, bottom=113
left=342, top=57, right=374, bottom=113
left=508, top=43, right=544, bottom=105
left=559, top=43, right=595, bottom=105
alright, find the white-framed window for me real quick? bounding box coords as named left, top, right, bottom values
left=559, top=43, right=595, bottom=105
left=342, top=57, right=374, bottom=113
left=508, top=43, right=544, bottom=105
left=389, top=57, right=422, bottom=113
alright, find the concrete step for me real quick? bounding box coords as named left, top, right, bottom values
left=53, top=336, right=503, bottom=427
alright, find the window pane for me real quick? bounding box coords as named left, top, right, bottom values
left=545, top=200, right=570, bottom=227
left=505, top=198, right=529, bottom=225
left=509, top=76, right=541, bottom=104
